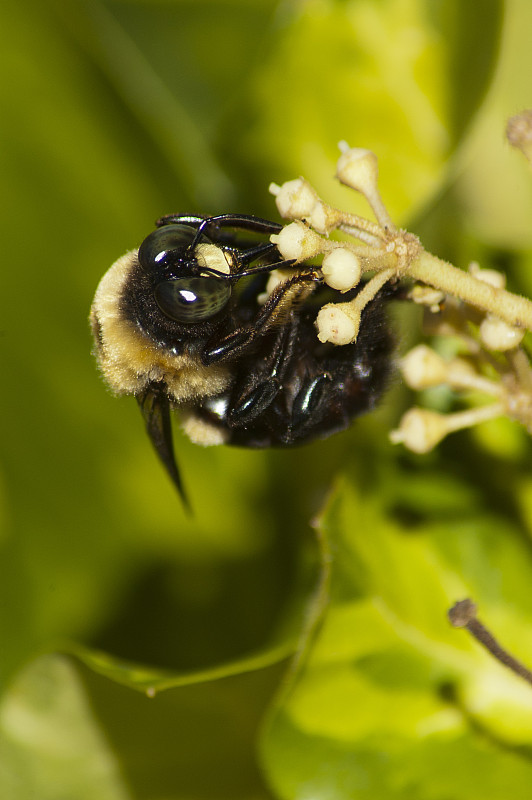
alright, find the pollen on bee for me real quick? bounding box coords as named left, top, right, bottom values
left=179, top=410, right=229, bottom=446
left=194, top=243, right=232, bottom=275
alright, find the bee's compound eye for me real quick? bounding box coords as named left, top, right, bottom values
left=155, top=277, right=232, bottom=322
left=138, top=224, right=201, bottom=271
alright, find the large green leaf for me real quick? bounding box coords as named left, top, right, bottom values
left=0, top=656, right=129, bottom=800
left=0, top=652, right=285, bottom=799
left=261, top=472, right=532, bottom=798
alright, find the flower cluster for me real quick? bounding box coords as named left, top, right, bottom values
left=391, top=268, right=532, bottom=452
left=269, top=145, right=420, bottom=346
left=268, top=122, right=532, bottom=453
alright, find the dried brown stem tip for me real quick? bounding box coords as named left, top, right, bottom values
left=448, top=598, right=478, bottom=628
left=506, top=109, right=532, bottom=164
left=448, top=598, right=532, bottom=687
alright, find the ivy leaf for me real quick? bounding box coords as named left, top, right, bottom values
left=261, top=476, right=532, bottom=799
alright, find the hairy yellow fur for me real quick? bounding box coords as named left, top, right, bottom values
left=90, top=251, right=231, bottom=402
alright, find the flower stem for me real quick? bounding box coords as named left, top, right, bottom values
left=443, top=403, right=505, bottom=433
left=409, top=250, right=532, bottom=331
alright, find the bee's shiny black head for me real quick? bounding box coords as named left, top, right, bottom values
left=136, top=222, right=234, bottom=325
left=137, top=222, right=203, bottom=274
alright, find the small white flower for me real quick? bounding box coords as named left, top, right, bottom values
left=390, top=408, right=449, bottom=453
left=479, top=315, right=525, bottom=351
left=269, top=178, right=318, bottom=220
left=315, top=303, right=360, bottom=345
left=270, top=221, right=324, bottom=261
left=321, top=248, right=362, bottom=292
left=400, top=345, right=448, bottom=390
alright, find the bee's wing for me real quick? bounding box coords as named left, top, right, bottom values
left=136, top=385, right=190, bottom=511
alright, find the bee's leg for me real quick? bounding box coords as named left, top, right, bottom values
left=278, top=290, right=394, bottom=443
left=201, top=270, right=322, bottom=365
left=196, top=214, right=283, bottom=237
left=155, top=214, right=206, bottom=228
left=155, top=214, right=282, bottom=236
left=226, top=315, right=300, bottom=426
left=156, top=215, right=287, bottom=259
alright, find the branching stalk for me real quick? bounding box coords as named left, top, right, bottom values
left=409, top=251, right=532, bottom=332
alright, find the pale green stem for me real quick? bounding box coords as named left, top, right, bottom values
left=337, top=212, right=385, bottom=242
left=338, top=225, right=384, bottom=248
left=448, top=373, right=504, bottom=397
left=409, top=250, right=532, bottom=331
left=506, top=348, right=532, bottom=391
left=364, top=186, right=396, bottom=232
left=337, top=243, right=392, bottom=261
left=444, top=403, right=505, bottom=433
left=353, top=266, right=396, bottom=311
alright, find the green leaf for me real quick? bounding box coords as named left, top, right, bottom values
left=0, top=652, right=284, bottom=800
left=227, top=0, right=503, bottom=222
left=0, top=656, right=128, bottom=800
left=261, top=476, right=532, bottom=799
left=67, top=636, right=294, bottom=694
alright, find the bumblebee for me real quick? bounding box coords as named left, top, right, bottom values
left=90, top=214, right=392, bottom=502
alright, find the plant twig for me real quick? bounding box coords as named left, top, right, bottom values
left=448, top=598, right=532, bottom=686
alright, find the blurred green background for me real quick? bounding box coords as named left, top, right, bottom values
left=3, top=1, right=532, bottom=798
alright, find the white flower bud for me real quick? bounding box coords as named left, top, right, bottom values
left=400, top=345, right=448, bottom=389
left=315, top=303, right=360, bottom=345
left=391, top=403, right=504, bottom=453
left=257, top=269, right=293, bottom=304
left=479, top=315, right=525, bottom=351
left=336, top=144, right=379, bottom=195
left=390, top=408, right=448, bottom=453
left=269, top=178, right=318, bottom=220
left=270, top=221, right=324, bottom=261
left=321, top=248, right=362, bottom=292
left=409, top=285, right=445, bottom=309
left=336, top=142, right=394, bottom=229
left=445, top=358, right=476, bottom=382
left=469, top=263, right=506, bottom=289
left=265, top=269, right=288, bottom=295
left=308, top=203, right=340, bottom=234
